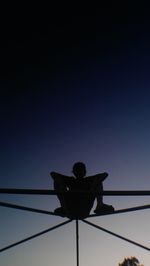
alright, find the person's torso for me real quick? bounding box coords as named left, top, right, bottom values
left=67, top=178, right=91, bottom=191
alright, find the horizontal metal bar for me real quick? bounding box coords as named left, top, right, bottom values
left=1, top=188, right=150, bottom=195
left=102, top=191, right=150, bottom=196
left=0, top=189, right=55, bottom=195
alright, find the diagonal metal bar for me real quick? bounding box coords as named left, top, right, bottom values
left=0, top=201, right=57, bottom=216
left=82, top=219, right=150, bottom=251
left=76, top=220, right=79, bottom=266
left=0, top=219, right=72, bottom=253
left=88, top=204, right=150, bottom=218
left=1, top=188, right=150, bottom=195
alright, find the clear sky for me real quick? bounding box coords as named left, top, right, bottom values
left=0, top=6, right=150, bottom=266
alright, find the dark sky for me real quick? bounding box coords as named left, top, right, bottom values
left=1, top=6, right=150, bottom=266
left=1, top=7, right=150, bottom=151
left=1, top=6, right=149, bottom=88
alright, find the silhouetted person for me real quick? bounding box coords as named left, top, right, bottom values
left=50, top=162, right=114, bottom=218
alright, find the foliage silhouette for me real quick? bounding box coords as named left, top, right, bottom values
left=118, top=257, right=144, bottom=266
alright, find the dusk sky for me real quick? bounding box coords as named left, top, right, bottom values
left=0, top=6, right=150, bottom=266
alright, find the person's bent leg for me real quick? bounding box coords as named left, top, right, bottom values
left=89, top=176, right=103, bottom=206
left=53, top=177, right=68, bottom=213
left=89, top=176, right=115, bottom=214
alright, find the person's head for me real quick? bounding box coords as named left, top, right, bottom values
left=72, top=162, right=86, bottom=179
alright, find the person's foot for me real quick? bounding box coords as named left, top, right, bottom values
left=54, top=207, right=66, bottom=217
left=94, top=204, right=115, bottom=214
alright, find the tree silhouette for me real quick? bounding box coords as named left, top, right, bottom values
left=119, top=257, right=144, bottom=266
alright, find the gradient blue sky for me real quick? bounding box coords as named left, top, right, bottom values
left=0, top=7, right=150, bottom=265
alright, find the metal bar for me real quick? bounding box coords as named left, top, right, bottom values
left=0, top=201, right=56, bottom=216
left=1, top=188, right=150, bottom=195
left=0, top=189, right=56, bottom=195
left=88, top=204, right=150, bottom=218
left=100, top=191, right=150, bottom=196
left=76, top=220, right=79, bottom=266
left=82, top=220, right=150, bottom=251
left=0, top=220, right=72, bottom=253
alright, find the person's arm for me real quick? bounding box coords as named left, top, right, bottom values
left=92, top=172, right=108, bottom=182
left=50, top=172, right=71, bottom=183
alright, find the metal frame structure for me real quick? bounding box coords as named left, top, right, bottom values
left=0, top=189, right=150, bottom=265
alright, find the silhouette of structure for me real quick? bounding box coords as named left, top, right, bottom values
left=0, top=168, right=150, bottom=265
